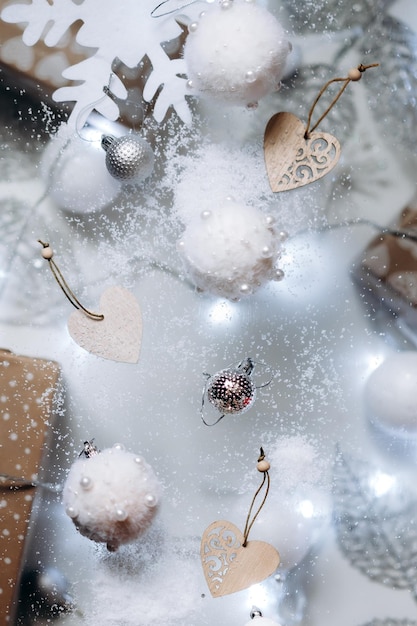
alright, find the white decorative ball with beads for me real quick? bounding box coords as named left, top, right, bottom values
left=62, top=445, right=161, bottom=551
left=177, top=200, right=286, bottom=300
left=183, top=0, right=291, bottom=107
left=244, top=611, right=282, bottom=626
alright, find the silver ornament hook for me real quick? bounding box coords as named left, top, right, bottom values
left=151, top=0, right=200, bottom=18
left=74, top=73, right=117, bottom=143
left=79, top=439, right=100, bottom=458
left=250, top=607, right=263, bottom=619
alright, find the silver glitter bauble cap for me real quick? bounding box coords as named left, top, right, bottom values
left=101, top=134, right=154, bottom=182
left=207, top=362, right=256, bottom=415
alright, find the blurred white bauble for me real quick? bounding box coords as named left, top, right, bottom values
left=184, top=0, right=291, bottom=106
left=40, top=126, right=121, bottom=213
left=63, top=445, right=161, bottom=551
left=253, top=495, right=325, bottom=572
left=230, top=489, right=328, bottom=573
left=177, top=200, right=285, bottom=300
left=365, top=351, right=417, bottom=434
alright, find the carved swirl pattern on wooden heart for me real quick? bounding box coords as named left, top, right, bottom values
left=200, top=520, right=280, bottom=597
left=264, top=112, right=341, bottom=192
left=201, top=522, right=241, bottom=593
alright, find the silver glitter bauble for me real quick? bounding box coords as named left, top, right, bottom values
left=207, top=359, right=256, bottom=415
left=101, top=134, right=154, bottom=182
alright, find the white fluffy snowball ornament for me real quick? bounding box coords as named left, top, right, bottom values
left=183, top=0, right=291, bottom=107
left=62, top=445, right=161, bottom=551
left=244, top=617, right=282, bottom=626
left=177, top=200, right=286, bottom=300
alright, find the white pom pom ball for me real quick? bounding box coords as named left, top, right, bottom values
left=40, top=128, right=121, bottom=214
left=62, top=446, right=161, bottom=551
left=184, top=0, right=291, bottom=106
left=177, top=201, right=285, bottom=300
left=365, top=352, right=417, bottom=434
left=244, top=617, right=283, bottom=626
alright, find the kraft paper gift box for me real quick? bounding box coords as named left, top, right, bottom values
left=352, top=206, right=417, bottom=334
left=0, top=348, right=60, bottom=625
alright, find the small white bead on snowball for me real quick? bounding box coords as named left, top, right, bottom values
left=184, top=0, right=291, bottom=106
left=177, top=201, right=285, bottom=300
left=364, top=351, right=417, bottom=434
left=40, top=126, right=121, bottom=214
left=62, top=446, right=161, bottom=551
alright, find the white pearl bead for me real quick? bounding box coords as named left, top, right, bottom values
left=79, top=476, right=93, bottom=490
left=112, top=442, right=125, bottom=451
left=261, top=246, right=271, bottom=257
left=201, top=210, right=211, bottom=219
left=114, top=508, right=128, bottom=522
left=186, top=79, right=194, bottom=89
left=273, top=268, right=285, bottom=281
left=65, top=506, right=78, bottom=518
left=240, top=283, right=250, bottom=294
left=245, top=70, right=256, bottom=83
left=145, top=493, right=157, bottom=508
left=188, top=21, right=198, bottom=33
left=134, top=456, right=143, bottom=465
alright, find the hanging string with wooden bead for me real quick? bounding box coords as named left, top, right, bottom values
left=304, top=62, right=379, bottom=138
left=38, top=240, right=104, bottom=320
left=242, top=447, right=271, bottom=547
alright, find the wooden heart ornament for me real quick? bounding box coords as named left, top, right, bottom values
left=68, top=286, right=142, bottom=363
left=200, top=520, right=280, bottom=597
left=264, top=112, right=341, bottom=192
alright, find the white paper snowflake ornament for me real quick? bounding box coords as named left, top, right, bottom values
left=1, top=0, right=194, bottom=127
left=63, top=444, right=161, bottom=551
left=177, top=200, right=286, bottom=300
left=183, top=0, right=291, bottom=107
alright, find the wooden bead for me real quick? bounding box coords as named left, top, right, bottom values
left=257, top=459, right=270, bottom=473
left=348, top=68, right=362, bottom=82
left=41, top=246, right=54, bottom=260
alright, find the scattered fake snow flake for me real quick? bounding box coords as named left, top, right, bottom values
left=84, top=537, right=201, bottom=626
left=268, top=435, right=329, bottom=494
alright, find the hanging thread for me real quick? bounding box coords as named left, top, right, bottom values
left=151, top=0, right=197, bottom=18
left=242, top=447, right=271, bottom=547
left=38, top=240, right=104, bottom=320
left=304, top=62, right=379, bottom=138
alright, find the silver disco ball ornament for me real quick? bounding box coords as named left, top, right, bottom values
left=206, top=357, right=256, bottom=416
left=101, top=134, right=154, bottom=182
